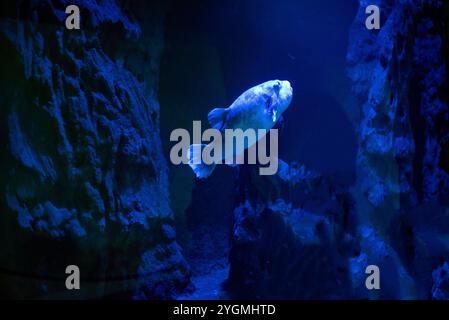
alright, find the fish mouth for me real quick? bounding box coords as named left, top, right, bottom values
left=280, top=80, right=293, bottom=101
left=282, top=80, right=292, bottom=93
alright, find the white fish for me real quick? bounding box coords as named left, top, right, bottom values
left=188, top=80, right=293, bottom=178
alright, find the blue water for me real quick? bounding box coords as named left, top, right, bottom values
left=160, top=0, right=359, bottom=176
left=159, top=0, right=360, bottom=299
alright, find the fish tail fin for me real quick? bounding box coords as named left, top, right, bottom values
left=187, top=144, right=216, bottom=179
left=208, top=107, right=228, bottom=130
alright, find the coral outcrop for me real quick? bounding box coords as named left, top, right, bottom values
left=225, top=163, right=359, bottom=299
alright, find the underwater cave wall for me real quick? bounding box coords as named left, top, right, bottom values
left=0, top=0, right=190, bottom=299
left=347, top=0, right=449, bottom=299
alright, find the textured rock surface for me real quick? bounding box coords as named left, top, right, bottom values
left=225, top=163, right=360, bottom=299
left=432, top=262, right=449, bottom=299
left=347, top=0, right=449, bottom=299
left=0, top=0, right=190, bottom=299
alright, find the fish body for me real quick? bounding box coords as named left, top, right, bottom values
left=209, top=80, right=293, bottom=132
left=189, top=80, right=293, bottom=178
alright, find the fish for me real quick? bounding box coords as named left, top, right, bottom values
left=188, top=80, right=293, bottom=178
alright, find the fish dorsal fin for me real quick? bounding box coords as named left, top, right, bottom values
left=207, top=107, right=228, bottom=130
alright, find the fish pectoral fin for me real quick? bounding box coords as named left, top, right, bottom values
left=264, top=93, right=278, bottom=123
left=268, top=104, right=278, bottom=123
left=208, top=107, right=228, bottom=130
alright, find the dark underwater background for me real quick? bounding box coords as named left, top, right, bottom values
left=1, top=0, right=449, bottom=299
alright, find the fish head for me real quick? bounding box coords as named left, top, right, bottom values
left=277, top=80, right=293, bottom=114
left=260, top=80, right=293, bottom=123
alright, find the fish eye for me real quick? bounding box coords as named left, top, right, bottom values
left=273, top=81, right=281, bottom=91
